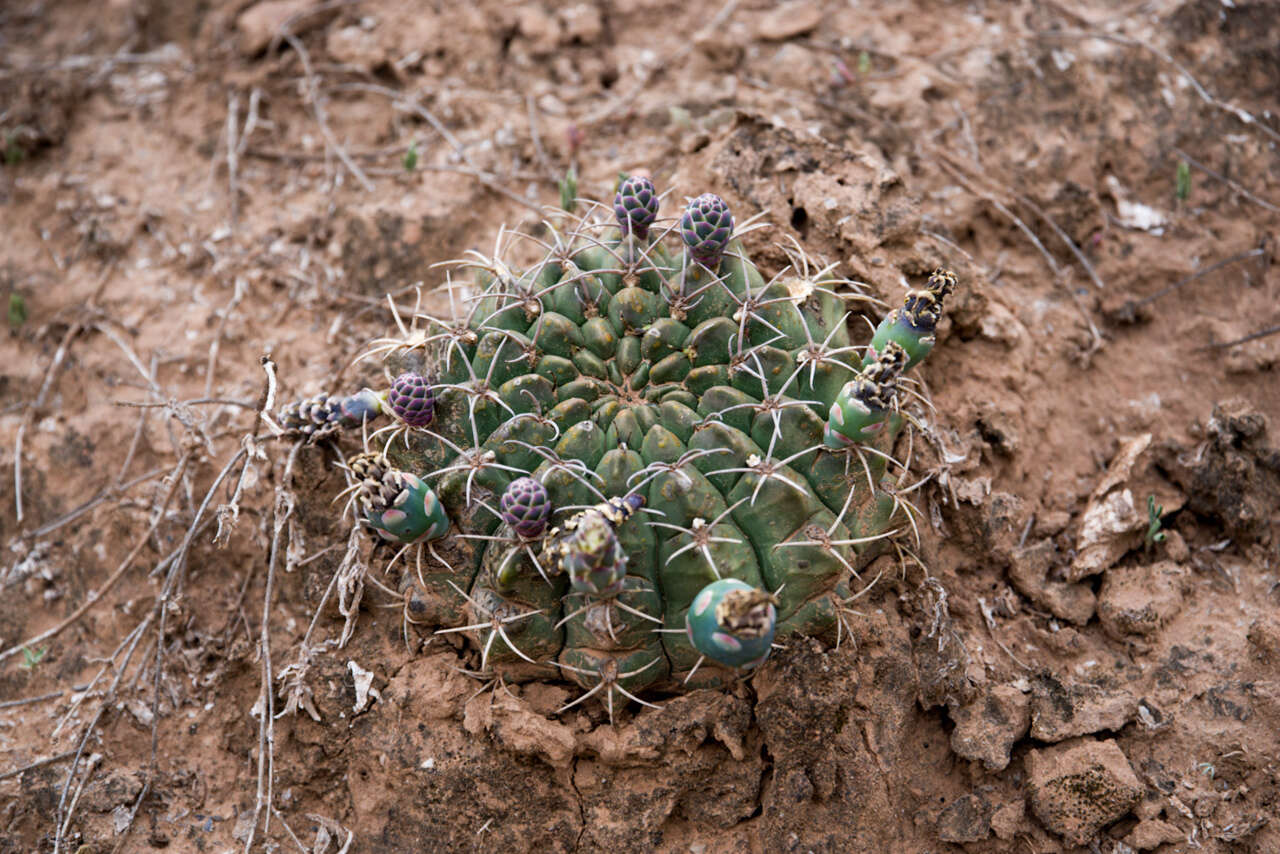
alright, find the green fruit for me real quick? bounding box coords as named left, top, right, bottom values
left=350, top=452, right=451, bottom=544
left=685, top=578, right=777, bottom=669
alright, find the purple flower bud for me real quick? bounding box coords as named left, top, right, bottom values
left=500, top=477, right=552, bottom=539
left=680, top=193, right=734, bottom=268
left=613, top=175, right=659, bottom=239
left=387, top=372, right=435, bottom=428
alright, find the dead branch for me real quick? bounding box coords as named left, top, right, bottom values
left=0, top=453, right=192, bottom=665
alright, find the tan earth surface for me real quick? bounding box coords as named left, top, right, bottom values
left=2, top=0, right=1279, bottom=851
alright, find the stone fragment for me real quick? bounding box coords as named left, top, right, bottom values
left=514, top=3, right=562, bottom=55
left=757, top=0, right=823, bottom=40
left=936, top=793, right=992, bottom=843
left=326, top=24, right=387, bottom=73
left=558, top=3, right=603, bottom=44
left=1070, top=487, right=1145, bottom=580
left=1097, top=561, right=1186, bottom=639
left=1030, top=673, right=1137, bottom=742
left=1070, top=433, right=1186, bottom=580
left=237, top=0, right=328, bottom=56
left=1008, top=539, right=1096, bottom=625
left=949, top=684, right=1031, bottom=771
left=1124, top=818, right=1185, bottom=850
left=989, top=798, right=1025, bottom=840
left=1248, top=614, right=1280, bottom=663
left=1025, top=738, right=1143, bottom=846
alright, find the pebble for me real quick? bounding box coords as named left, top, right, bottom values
left=1026, top=738, right=1142, bottom=846
left=757, top=0, right=823, bottom=41
left=949, top=683, right=1030, bottom=771
left=1030, top=673, right=1137, bottom=742
left=237, top=0, right=325, bottom=56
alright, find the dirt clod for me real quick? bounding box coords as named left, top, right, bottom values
left=1124, top=817, right=1186, bottom=850
left=1169, top=400, right=1280, bottom=541
left=1030, top=673, right=1138, bottom=742
left=1025, top=738, right=1144, bottom=846
left=1009, top=538, right=1097, bottom=625
left=1098, top=560, right=1188, bottom=639
left=935, top=792, right=993, bottom=843
left=948, top=683, right=1031, bottom=771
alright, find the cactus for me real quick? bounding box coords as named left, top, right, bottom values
left=303, top=181, right=956, bottom=711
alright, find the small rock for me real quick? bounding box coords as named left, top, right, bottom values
left=1097, top=561, right=1186, bottom=639
left=937, top=793, right=992, bottom=843
left=763, top=43, right=827, bottom=91
left=1247, top=614, right=1280, bottom=663
left=1124, top=818, right=1185, bottom=850
left=1008, top=539, right=1096, bottom=626
left=514, top=3, right=562, bottom=55
left=1025, top=738, right=1143, bottom=846
left=989, top=798, right=1025, bottom=840
left=757, top=0, right=823, bottom=40
left=236, top=0, right=326, bottom=56
left=1030, top=673, right=1137, bottom=742
left=326, top=24, right=387, bottom=72
left=949, top=684, right=1031, bottom=771
left=557, top=3, right=603, bottom=44
left=1070, top=487, right=1145, bottom=580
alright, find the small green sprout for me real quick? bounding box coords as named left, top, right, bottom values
left=403, top=141, right=418, bottom=172
left=558, top=166, right=578, bottom=213
left=857, top=50, right=872, bottom=74
left=3, top=131, right=25, bottom=166
left=20, top=645, right=47, bottom=671
left=1146, top=495, right=1167, bottom=546
left=8, top=293, right=27, bottom=328
left=1176, top=160, right=1191, bottom=201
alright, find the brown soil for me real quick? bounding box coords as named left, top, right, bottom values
left=3, top=1, right=1279, bottom=852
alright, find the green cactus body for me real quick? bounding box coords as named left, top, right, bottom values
left=368, top=191, right=955, bottom=698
